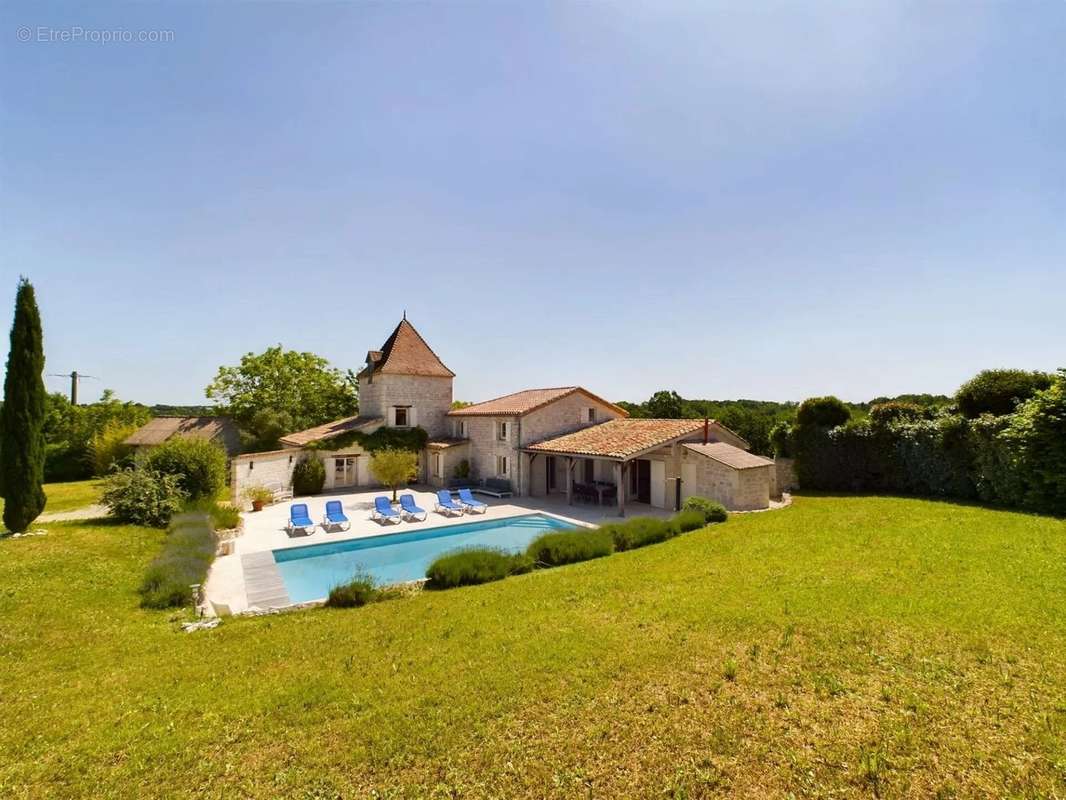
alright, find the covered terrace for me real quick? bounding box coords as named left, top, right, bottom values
left=521, top=418, right=733, bottom=516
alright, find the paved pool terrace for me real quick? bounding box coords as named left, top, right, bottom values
left=204, top=486, right=673, bottom=615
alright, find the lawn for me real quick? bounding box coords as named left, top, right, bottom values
left=0, top=495, right=1064, bottom=798
left=0, top=478, right=103, bottom=518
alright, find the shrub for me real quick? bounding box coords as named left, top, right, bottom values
left=604, top=517, right=677, bottom=551
left=1001, top=370, right=1066, bottom=515
left=242, top=485, right=275, bottom=508
left=138, top=512, right=216, bottom=608
left=425, top=547, right=532, bottom=589
left=769, top=421, right=794, bottom=457
left=526, top=529, right=613, bottom=566
left=44, top=441, right=92, bottom=483
left=681, top=496, right=729, bottom=523
left=795, top=396, right=851, bottom=429
left=292, top=457, right=325, bottom=496
left=145, top=437, right=227, bottom=500
left=209, top=502, right=241, bottom=530
left=102, top=466, right=188, bottom=527
left=672, top=509, right=706, bottom=533
left=326, top=574, right=380, bottom=608
left=955, top=369, right=1053, bottom=419
left=869, top=402, right=926, bottom=427
left=88, top=421, right=138, bottom=476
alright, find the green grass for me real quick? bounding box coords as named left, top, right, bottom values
left=0, top=479, right=103, bottom=518
left=1, top=495, right=1064, bottom=797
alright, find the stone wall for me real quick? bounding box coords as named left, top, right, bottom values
left=734, top=465, right=772, bottom=511
left=358, top=373, right=453, bottom=437
left=230, top=450, right=300, bottom=504
left=775, top=457, right=797, bottom=493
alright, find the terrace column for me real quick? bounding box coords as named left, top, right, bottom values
left=671, top=442, right=683, bottom=511
left=565, top=456, right=574, bottom=506
left=614, top=461, right=625, bottom=517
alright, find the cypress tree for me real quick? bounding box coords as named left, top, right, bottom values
left=1, top=277, right=47, bottom=532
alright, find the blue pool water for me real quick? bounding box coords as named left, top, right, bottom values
left=273, top=513, right=573, bottom=602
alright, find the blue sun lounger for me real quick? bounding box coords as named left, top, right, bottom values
left=399, top=493, right=427, bottom=522
left=287, top=503, right=316, bottom=535
left=435, top=489, right=464, bottom=516
left=457, top=488, right=488, bottom=514
left=322, top=499, right=350, bottom=531
left=372, top=496, right=401, bottom=524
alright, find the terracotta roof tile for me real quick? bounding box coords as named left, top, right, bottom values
left=357, top=319, right=454, bottom=379
left=526, top=418, right=706, bottom=459
left=448, top=387, right=628, bottom=418
left=279, top=416, right=383, bottom=447
left=683, top=442, right=774, bottom=470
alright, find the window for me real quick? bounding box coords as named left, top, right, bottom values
left=433, top=453, right=442, bottom=478
left=587, top=407, right=597, bottom=423
left=497, top=420, right=508, bottom=441
left=394, top=406, right=409, bottom=427
left=455, top=420, right=466, bottom=438
left=496, top=455, right=508, bottom=476
left=583, top=459, right=594, bottom=483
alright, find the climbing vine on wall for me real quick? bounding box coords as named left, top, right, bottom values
left=305, top=426, right=429, bottom=453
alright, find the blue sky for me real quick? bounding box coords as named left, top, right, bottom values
left=1, top=2, right=1063, bottom=406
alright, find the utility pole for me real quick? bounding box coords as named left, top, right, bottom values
left=48, top=371, right=97, bottom=405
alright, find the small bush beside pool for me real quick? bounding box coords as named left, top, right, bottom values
left=425, top=548, right=533, bottom=589
left=526, top=528, right=615, bottom=566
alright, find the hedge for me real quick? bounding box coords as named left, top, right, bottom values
left=603, top=517, right=677, bottom=551
left=145, top=437, right=227, bottom=500
left=789, top=369, right=1066, bottom=516
left=138, top=512, right=217, bottom=609
left=526, top=529, right=614, bottom=566
left=425, top=547, right=532, bottom=589
left=681, top=496, right=729, bottom=523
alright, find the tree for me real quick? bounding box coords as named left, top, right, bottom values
left=145, top=437, right=228, bottom=500
left=1, top=278, right=48, bottom=532
left=955, top=369, right=1053, bottom=419
left=645, top=390, right=684, bottom=419
left=206, top=346, right=358, bottom=448
left=795, top=396, right=851, bottom=429
left=369, top=448, right=418, bottom=502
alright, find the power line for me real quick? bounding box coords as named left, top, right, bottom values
left=47, top=371, right=98, bottom=405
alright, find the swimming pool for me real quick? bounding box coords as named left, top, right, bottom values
left=273, top=513, right=574, bottom=603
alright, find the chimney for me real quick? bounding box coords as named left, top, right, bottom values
left=703, top=418, right=709, bottom=445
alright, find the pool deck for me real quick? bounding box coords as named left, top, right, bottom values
left=205, top=486, right=670, bottom=615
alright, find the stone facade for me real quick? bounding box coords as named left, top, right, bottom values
left=680, top=448, right=772, bottom=511
left=359, top=373, right=453, bottom=438
left=448, top=393, right=626, bottom=496
left=775, top=457, right=797, bottom=493
left=230, top=450, right=299, bottom=504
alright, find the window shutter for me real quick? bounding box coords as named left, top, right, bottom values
left=387, top=407, right=396, bottom=426
left=409, top=407, right=418, bottom=428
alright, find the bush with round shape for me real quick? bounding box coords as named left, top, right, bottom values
left=89, top=421, right=138, bottom=476
left=102, top=466, right=188, bottom=527
left=145, top=437, right=227, bottom=500
left=671, top=509, right=707, bottom=533
left=605, top=517, right=677, bottom=551
left=326, top=574, right=380, bottom=608
left=955, top=369, right=1053, bottom=419
left=425, top=547, right=532, bottom=589
left=526, top=529, right=613, bottom=566
left=796, top=396, right=851, bottom=429
left=292, top=456, right=326, bottom=496
left=681, top=496, right=729, bottom=523
left=769, top=421, right=794, bottom=457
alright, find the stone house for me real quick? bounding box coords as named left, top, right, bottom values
left=125, top=416, right=241, bottom=457
left=230, top=317, right=778, bottom=512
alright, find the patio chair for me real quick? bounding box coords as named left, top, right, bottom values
left=457, top=488, right=488, bottom=514
left=398, top=493, right=427, bottom=522
left=435, top=489, right=464, bottom=517
left=322, top=500, right=351, bottom=532
left=371, top=496, right=402, bottom=525
left=286, top=503, right=317, bottom=535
